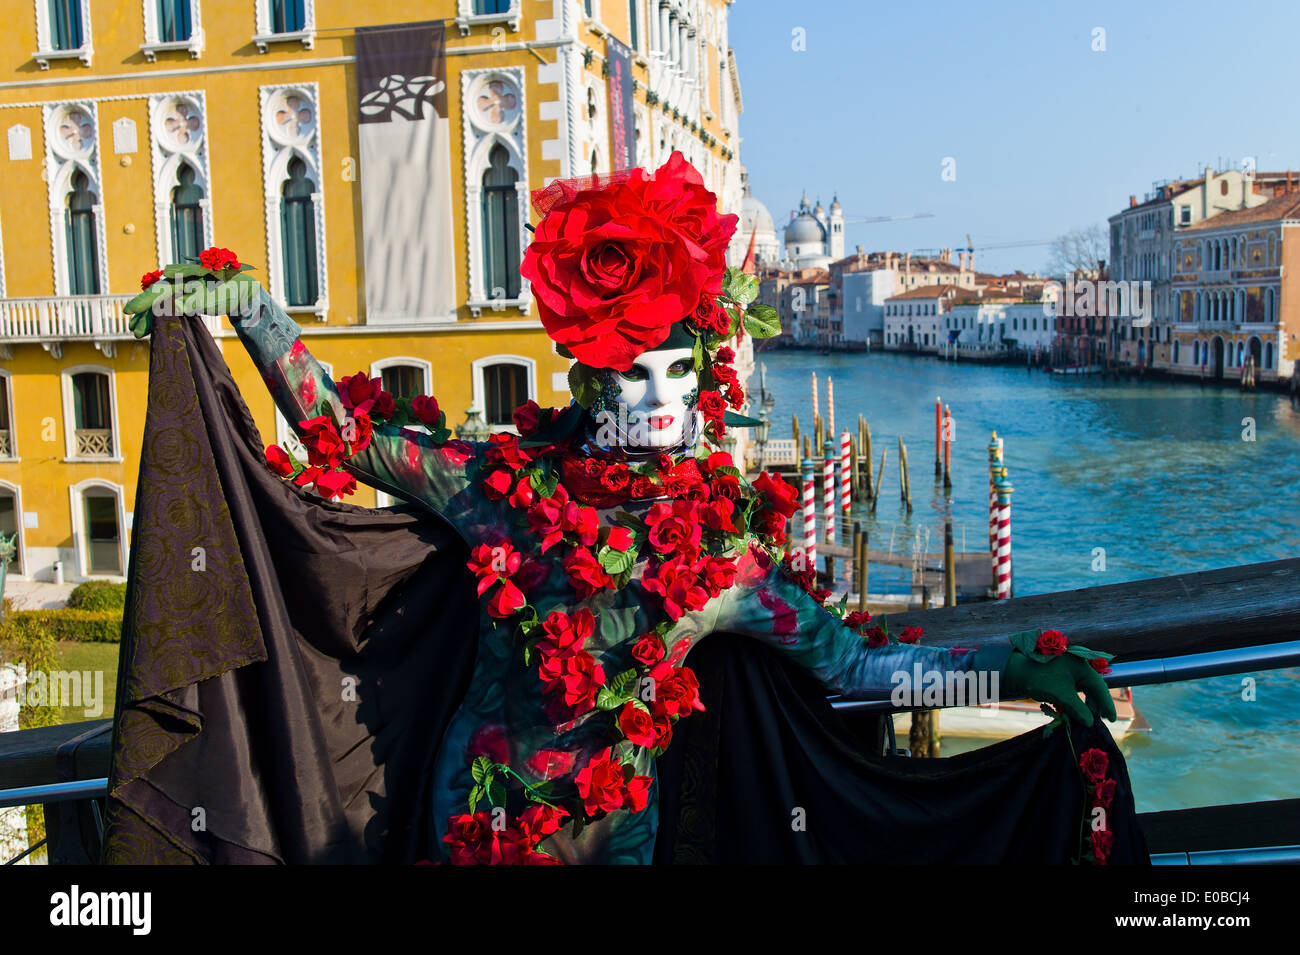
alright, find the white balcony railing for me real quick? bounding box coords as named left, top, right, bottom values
left=74, top=429, right=114, bottom=458
left=0, top=295, right=134, bottom=342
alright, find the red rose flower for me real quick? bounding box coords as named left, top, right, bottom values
left=1088, top=657, right=1112, bottom=675
left=486, top=432, right=533, bottom=470
left=644, top=499, right=703, bottom=559
left=563, top=546, right=614, bottom=599
left=487, top=579, right=526, bottom=619
left=711, top=362, right=737, bottom=387
left=599, top=462, right=631, bottom=492
left=520, top=151, right=738, bottom=371
left=605, top=526, right=634, bottom=551
left=442, top=812, right=492, bottom=865
left=561, top=501, right=600, bottom=547
left=508, top=477, right=536, bottom=510
left=298, top=415, right=347, bottom=469
left=527, top=485, right=570, bottom=552
left=655, top=667, right=704, bottom=717
left=710, top=472, right=741, bottom=500
left=1093, top=778, right=1117, bottom=809
left=536, top=607, right=595, bottom=658
left=336, top=372, right=390, bottom=418
left=199, top=246, right=241, bottom=271
left=755, top=509, right=788, bottom=545
left=520, top=803, right=569, bottom=840
left=630, top=633, right=665, bottom=666
left=652, top=714, right=674, bottom=750
left=696, top=554, right=738, bottom=596
left=140, top=269, right=164, bottom=290
left=1090, top=828, right=1113, bottom=865
left=844, top=609, right=873, bottom=630
left=701, top=496, right=737, bottom=533
left=512, top=399, right=542, bottom=436
left=642, top=557, right=710, bottom=621
left=265, top=444, right=294, bottom=476
left=1079, top=747, right=1109, bottom=783
left=628, top=475, right=658, bottom=498
left=1036, top=629, right=1068, bottom=656
left=696, top=389, right=727, bottom=422
left=618, top=702, right=658, bottom=748
left=539, top=649, right=604, bottom=711
left=899, top=625, right=923, bottom=644
left=715, top=346, right=735, bottom=363
left=754, top=471, right=799, bottom=518
left=314, top=469, right=358, bottom=499
left=480, top=468, right=513, bottom=500
left=725, top=383, right=746, bottom=410
left=411, top=394, right=441, bottom=427
left=622, top=774, right=653, bottom=813
left=574, top=748, right=628, bottom=816
left=661, top=458, right=705, bottom=499
left=467, top=540, right=522, bottom=596
left=863, top=626, right=889, bottom=648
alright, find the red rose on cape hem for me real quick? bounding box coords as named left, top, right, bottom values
left=520, top=151, right=738, bottom=371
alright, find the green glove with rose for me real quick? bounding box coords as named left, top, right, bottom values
left=999, top=629, right=1116, bottom=727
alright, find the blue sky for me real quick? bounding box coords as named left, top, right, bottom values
left=728, top=0, right=1300, bottom=275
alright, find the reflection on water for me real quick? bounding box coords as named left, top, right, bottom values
left=761, top=350, right=1300, bottom=812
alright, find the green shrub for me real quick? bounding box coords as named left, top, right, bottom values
left=0, top=610, right=60, bottom=730
left=5, top=609, right=122, bottom=644
left=66, top=580, right=127, bottom=612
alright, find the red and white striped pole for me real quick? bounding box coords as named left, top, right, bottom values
left=822, top=438, right=835, bottom=543
left=801, top=456, right=817, bottom=571
left=987, top=431, right=1002, bottom=589
left=827, top=376, right=836, bottom=438
left=994, top=471, right=1013, bottom=600
left=839, top=430, right=851, bottom=513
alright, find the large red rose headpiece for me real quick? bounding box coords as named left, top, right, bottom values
left=521, top=151, right=738, bottom=372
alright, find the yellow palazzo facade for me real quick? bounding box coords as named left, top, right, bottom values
left=0, top=0, right=746, bottom=582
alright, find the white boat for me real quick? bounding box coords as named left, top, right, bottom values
left=1047, top=364, right=1104, bottom=376
left=892, top=688, right=1143, bottom=741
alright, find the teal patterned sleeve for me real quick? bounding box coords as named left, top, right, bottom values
left=230, top=288, right=479, bottom=521
left=707, top=548, right=1012, bottom=701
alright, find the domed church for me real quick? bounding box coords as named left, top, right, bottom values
left=782, top=191, right=844, bottom=269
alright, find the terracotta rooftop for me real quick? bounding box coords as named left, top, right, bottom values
left=886, top=284, right=960, bottom=301
left=1179, top=191, right=1300, bottom=231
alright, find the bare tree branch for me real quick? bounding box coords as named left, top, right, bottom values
left=1047, top=224, right=1109, bottom=277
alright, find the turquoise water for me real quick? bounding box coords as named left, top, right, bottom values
left=760, top=349, right=1300, bottom=813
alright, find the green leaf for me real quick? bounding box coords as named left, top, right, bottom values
left=471, top=756, right=491, bottom=785
left=691, top=335, right=704, bottom=370
left=568, top=363, right=602, bottom=409
left=595, top=687, right=622, bottom=711
left=488, top=776, right=506, bottom=808
left=598, top=545, right=637, bottom=576
left=467, top=783, right=484, bottom=813
left=608, top=668, right=638, bottom=697
left=743, top=303, right=781, bottom=339
left=723, top=267, right=759, bottom=305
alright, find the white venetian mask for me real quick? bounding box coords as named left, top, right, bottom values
left=600, top=347, right=699, bottom=450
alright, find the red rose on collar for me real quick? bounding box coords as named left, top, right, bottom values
left=520, top=151, right=738, bottom=372
left=1079, top=747, right=1109, bottom=783
left=599, top=462, right=631, bottom=492
left=645, top=500, right=703, bottom=559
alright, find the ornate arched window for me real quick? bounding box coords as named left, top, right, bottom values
left=65, top=169, right=100, bottom=294
left=481, top=144, right=521, bottom=301
left=280, top=156, right=319, bottom=307
left=170, top=162, right=205, bottom=265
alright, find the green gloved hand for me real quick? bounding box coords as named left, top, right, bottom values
left=124, top=265, right=260, bottom=338
left=1001, top=650, right=1116, bottom=726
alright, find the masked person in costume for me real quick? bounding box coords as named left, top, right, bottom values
left=125, top=152, right=1122, bottom=865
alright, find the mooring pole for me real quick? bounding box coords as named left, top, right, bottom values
left=823, top=439, right=836, bottom=544
left=863, top=420, right=874, bottom=501
left=934, top=396, right=942, bottom=477
left=840, top=430, right=852, bottom=515
left=855, top=524, right=868, bottom=612
left=801, top=456, right=817, bottom=572
left=899, top=437, right=913, bottom=514
left=870, top=447, right=887, bottom=513
left=942, top=404, right=953, bottom=491
left=792, top=414, right=801, bottom=460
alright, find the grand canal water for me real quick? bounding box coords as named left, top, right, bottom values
left=759, top=348, right=1300, bottom=814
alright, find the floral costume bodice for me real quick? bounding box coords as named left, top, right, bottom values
left=230, top=291, right=1012, bottom=864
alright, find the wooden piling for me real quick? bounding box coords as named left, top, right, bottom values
left=814, top=415, right=824, bottom=457
left=791, top=414, right=801, bottom=457
left=944, top=519, right=957, bottom=608
left=849, top=434, right=860, bottom=501
left=803, top=434, right=812, bottom=460
left=934, top=397, right=942, bottom=477
left=863, top=421, right=874, bottom=500
left=856, top=525, right=868, bottom=612
left=870, top=447, right=887, bottom=513
left=899, top=437, right=913, bottom=514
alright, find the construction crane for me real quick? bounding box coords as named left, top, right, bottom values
left=960, top=233, right=1053, bottom=253
left=842, top=213, right=935, bottom=225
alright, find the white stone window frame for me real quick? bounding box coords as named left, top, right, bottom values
left=141, top=0, right=204, bottom=61
left=254, top=0, right=315, bottom=52
left=462, top=67, right=531, bottom=318
left=472, top=354, right=536, bottom=433
left=455, top=0, right=521, bottom=37
left=274, top=358, right=331, bottom=460
left=68, top=477, right=128, bottom=580
left=60, top=364, right=122, bottom=463
left=0, top=479, right=27, bottom=578
left=0, top=369, right=16, bottom=462
left=260, top=82, right=329, bottom=321
left=149, top=91, right=215, bottom=268
left=33, top=0, right=93, bottom=69
left=368, top=357, right=433, bottom=507
left=44, top=101, right=109, bottom=298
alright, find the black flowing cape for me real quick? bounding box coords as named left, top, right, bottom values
left=103, top=314, right=1148, bottom=864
